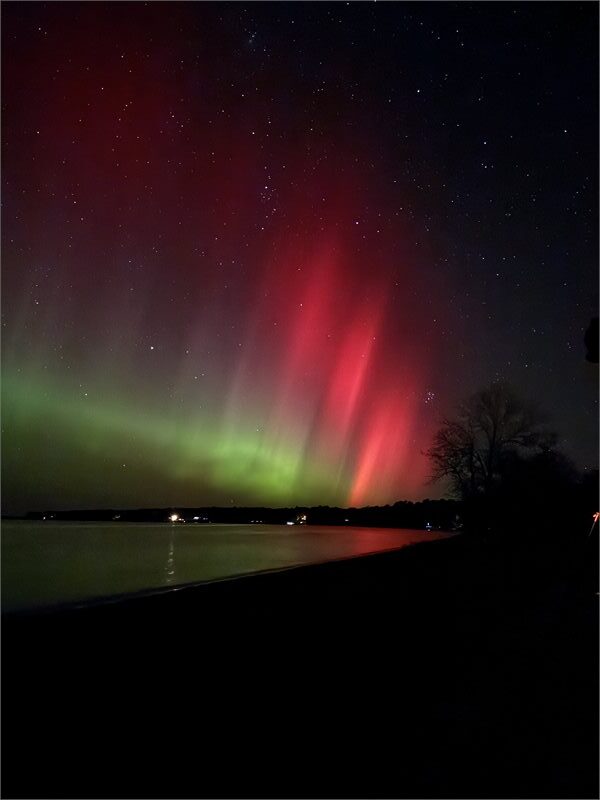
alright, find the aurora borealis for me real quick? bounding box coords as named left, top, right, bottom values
left=2, top=2, right=598, bottom=512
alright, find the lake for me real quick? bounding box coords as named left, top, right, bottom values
left=1, top=521, right=450, bottom=612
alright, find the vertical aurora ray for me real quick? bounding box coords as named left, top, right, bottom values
left=1, top=3, right=446, bottom=511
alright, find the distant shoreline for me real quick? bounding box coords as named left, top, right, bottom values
left=4, top=498, right=463, bottom=530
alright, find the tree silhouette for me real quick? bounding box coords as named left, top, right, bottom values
left=427, top=383, right=552, bottom=500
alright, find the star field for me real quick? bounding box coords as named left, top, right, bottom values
left=2, top=2, right=598, bottom=512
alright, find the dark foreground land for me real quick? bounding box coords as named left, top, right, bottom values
left=2, top=532, right=598, bottom=799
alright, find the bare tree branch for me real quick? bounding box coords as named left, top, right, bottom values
left=426, top=383, right=553, bottom=500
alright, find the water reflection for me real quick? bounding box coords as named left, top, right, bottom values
left=2, top=522, right=451, bottom=612
left=165, top=526, right=176, bottom=584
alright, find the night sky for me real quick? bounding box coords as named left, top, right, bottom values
left=2, top=2, right=598, bottom=513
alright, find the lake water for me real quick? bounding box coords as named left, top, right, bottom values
left=1, top=521, right=450, bottom=612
